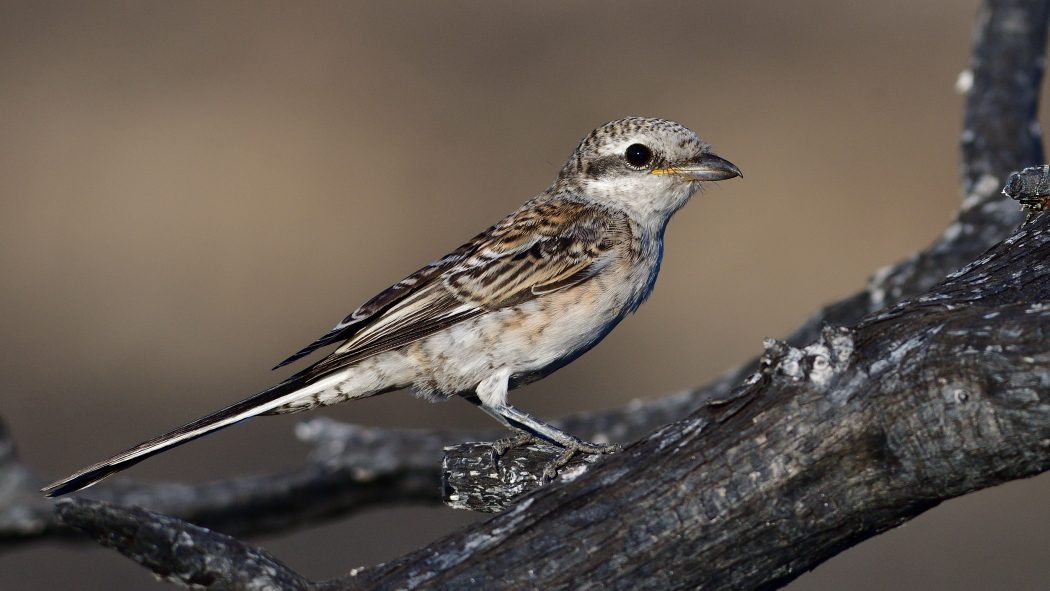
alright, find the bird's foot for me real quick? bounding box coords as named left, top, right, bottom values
left=541, top=439, right=621, bottom=482
left=490, top=432, right=621, bottom=483
left=490, top=431, right=543, bottom=460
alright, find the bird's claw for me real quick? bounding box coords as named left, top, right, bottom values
left=540, top=440, right=621, bottom=483
left=490, top=432, right=621, bottom=483
left=490, top=432, right=543, bottom=461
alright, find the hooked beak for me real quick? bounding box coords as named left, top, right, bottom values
left=652, top=153, right=742, bottom=181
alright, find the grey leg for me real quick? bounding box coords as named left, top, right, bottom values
left=463, top=395, right=621, bottom=481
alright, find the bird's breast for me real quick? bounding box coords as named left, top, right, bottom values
left=401, top=236, right=662, bottom=397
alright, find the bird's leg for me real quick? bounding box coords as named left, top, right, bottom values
left=461, top=395, right=540, bottom=457
left=463, top=393, right=621, bottom=481
left=491, top=404, right=621, bottom=482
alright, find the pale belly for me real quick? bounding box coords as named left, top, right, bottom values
left=416, top=297, right=619, bottom=394
left=407, top=267, right=652, bottom=398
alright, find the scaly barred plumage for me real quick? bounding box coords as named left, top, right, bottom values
left=43, top=117, right=740, bottom=496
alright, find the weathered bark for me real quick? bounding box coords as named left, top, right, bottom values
left=56, top=498, right=316, bottom=591
left=442, top=442, right=603, bottom=512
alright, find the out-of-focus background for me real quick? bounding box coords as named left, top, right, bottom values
left=2, top=1, right=1049, bottom=589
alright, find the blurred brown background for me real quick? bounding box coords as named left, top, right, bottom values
left=2, top=1, right=1049, bottom=589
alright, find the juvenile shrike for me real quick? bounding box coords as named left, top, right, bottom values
left=43, top=117, right=740, bottom=496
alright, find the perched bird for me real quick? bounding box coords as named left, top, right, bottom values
left=42, top=117, right=740, bottom=496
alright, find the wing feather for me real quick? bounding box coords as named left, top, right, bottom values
left=272, top=249, right=470, bottom=369
left=445, top=204, right=629, bottom=309
left=279, top=199, right=634, bottom=384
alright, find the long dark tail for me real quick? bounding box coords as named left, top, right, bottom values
left=41, top=380, right=304, bottom=497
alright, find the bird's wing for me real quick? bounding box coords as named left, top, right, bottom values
left=272, top=248, right=471, bottom=369
left=41, top=203, right=632, bottom=497
left=285, top=201, right=632, bottom=382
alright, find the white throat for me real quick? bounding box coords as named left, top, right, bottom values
left=582, top=175, right=700, bottom=227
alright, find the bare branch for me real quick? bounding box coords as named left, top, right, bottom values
left=55, top=498, right=318, bottom=591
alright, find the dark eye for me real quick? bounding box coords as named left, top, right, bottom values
left=624, top=143, right=653, bottom=167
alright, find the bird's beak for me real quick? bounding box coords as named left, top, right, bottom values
left=652, top=153, right=742, bottom=181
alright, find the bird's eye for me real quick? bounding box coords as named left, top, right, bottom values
left=624, top=143, right=653, bottom=167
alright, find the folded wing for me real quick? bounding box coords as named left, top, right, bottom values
left=282, top=200, right=632, bottom=383
left=41, top=201, right=631, bottom=497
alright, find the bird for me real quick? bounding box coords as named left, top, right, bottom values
left=42, top=117, right=741, bottom=496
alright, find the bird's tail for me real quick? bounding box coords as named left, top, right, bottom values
left=41, top=379, right=306, bottom=497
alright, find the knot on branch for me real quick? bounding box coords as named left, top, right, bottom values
left=760, top=325, right=855, bottom=388
left=441, top=442, right=601, bottom=513
left=1004, top=164, right=1050, bottom=220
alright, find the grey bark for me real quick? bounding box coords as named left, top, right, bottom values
left=2, top=0, right=1049, bottom=589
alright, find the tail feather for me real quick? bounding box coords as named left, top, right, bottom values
left=41, top=380, right=305, bottom=497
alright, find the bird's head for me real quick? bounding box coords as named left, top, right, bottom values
left=559, top=117, right=740, bottom=223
